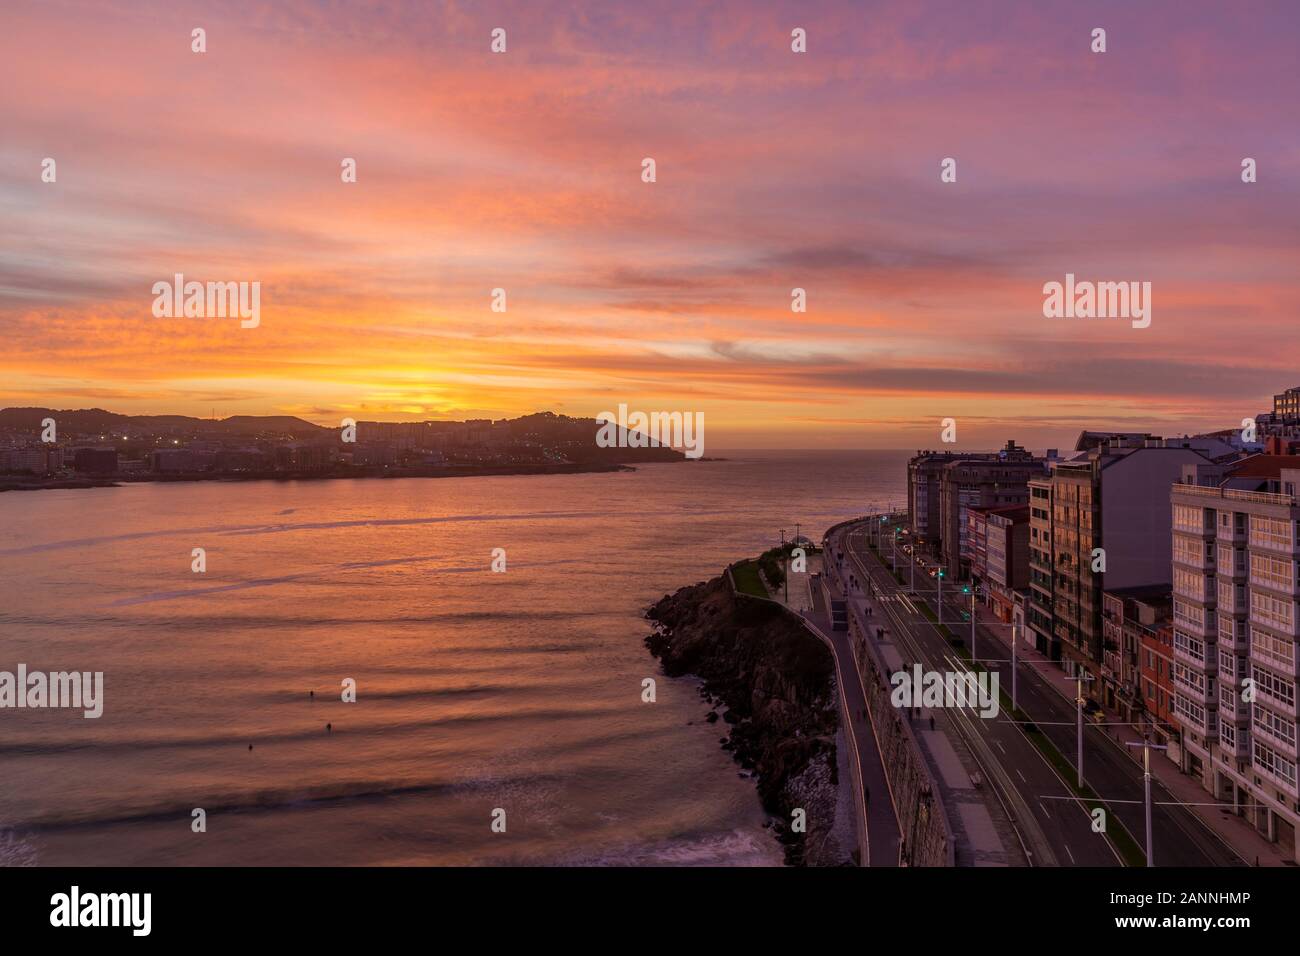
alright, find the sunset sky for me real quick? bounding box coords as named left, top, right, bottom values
left=2, top=0, right=1298, bottom=449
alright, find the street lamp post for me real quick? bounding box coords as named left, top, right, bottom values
left=1125, top=737, right=1169, bottom=867
left=1076, top=676, right=1085, bottom=788
left=1062, top=671, right=1095, bottom=789
left=962, top=585, right=976, bottom=658
left=1010, top=622, right=1019, bottom=713
left=937, top=567, right=944, bottom=625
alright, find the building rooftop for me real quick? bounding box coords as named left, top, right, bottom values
left=1103, top=583, right=1172, bottom=604
left=985, top=504, right=1030, bottom=521
left=1225, top=454, right=1300, bottom=479
left=1073, top=430, right=1152, bottom=451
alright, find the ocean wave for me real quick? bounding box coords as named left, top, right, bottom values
left=0, top=704, right=627, bottom=757
left=15, top=771, right=569, bottom=833
left=555, top=829, right=781, bottom=867
left=104, top=556, right=591, bottom=607
left=0, top=511, right=609, bottom=556
left=0, top=827, right=38, bottom=867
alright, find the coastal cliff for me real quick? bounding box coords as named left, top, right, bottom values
left=645, top=572, right=849, bottom=865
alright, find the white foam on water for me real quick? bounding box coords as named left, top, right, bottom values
left=0, top=828, right=38, bottom=867
left=560, top=828, right=781, bottom=867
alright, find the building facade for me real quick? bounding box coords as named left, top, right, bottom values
left=984, top=505, right=1030, bottom=623
left=1170, top=455, right=1300, bottom=861
left=1025, top=434, right=1228, bottom=680
left=1139, top=622, right=1178, bottom=749
left=1026, top=477, right=1056, bottom=658
left=907, top=450, right=993, bottom=548
left=936, top=441, right=1044, bottom=578
left=1101, top=585, right=1171, bottom=724
left=965, top=506, right=990, bottom=585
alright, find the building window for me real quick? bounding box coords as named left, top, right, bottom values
left=1249, top=515, right=1293, bottom=551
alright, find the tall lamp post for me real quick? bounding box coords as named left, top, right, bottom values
left=1124, top=737, right=1169, bottom=867
left=1011, top=622, right=1019, bottom=713
left=962, top=584, right=977, bottom=658
left=937, top=567, right=945, bottom=625
left=1061, top=671, right=1095, bottom=789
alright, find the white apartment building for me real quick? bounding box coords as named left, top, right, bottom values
left=1170, top=454, right=1300, bottom=861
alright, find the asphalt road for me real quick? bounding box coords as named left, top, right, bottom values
left=832, top=525, right=1117, bottom=866
left=848, top=522, right=1246, bottom=867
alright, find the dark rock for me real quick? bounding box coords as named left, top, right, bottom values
left=645, top=571, right=842, bottom=866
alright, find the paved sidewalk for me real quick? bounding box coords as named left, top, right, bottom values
left=968, top=598, right=1292, bottom=867
left=766, top=552, right=901, bottom=866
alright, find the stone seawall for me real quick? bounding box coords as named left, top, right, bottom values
left=848, top=601, right=954, bottom=866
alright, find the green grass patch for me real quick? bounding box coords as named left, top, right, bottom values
left=731, top=561, right=769, bottom=598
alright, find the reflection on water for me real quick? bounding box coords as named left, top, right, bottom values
left=0, top=452, right=904, bottom=865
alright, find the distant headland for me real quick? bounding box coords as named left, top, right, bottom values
left=0, top=408, right=690, bottom=492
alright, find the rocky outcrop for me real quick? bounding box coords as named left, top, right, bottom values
left=646, top=573, right=848, bottom=866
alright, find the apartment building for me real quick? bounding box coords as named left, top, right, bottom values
left=1101, top=584, right=1171, bottom=724
left=965, top=506, right=991, bottom=584
left=1170, top=454, right=1300, bottom=861
left=1026, top=477, right=1055, bottom=657
left=1270, top=386, right=1300, bottom=423
left=907, top=450, right=994, bottom=547
left=1024, top=434, right=1232, bottom=681
left=984, top=505, right=1030, bottom=624
left=1139, top=622, right=1178, bottom=748
left=0, top=445, right=64, bottom=475
left=936, top=442, right=1045, bottom=578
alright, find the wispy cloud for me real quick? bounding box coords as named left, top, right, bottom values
left=2, top=0, right=1297, bottom=447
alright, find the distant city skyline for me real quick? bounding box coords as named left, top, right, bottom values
left=3, top=0, right=1298, bottom=450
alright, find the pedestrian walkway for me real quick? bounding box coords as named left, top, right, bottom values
left=804, top=580, right=901, bottom=866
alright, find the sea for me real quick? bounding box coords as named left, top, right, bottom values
left=0, top=450, right=906, bottom=866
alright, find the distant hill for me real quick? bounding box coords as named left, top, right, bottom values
left=0, top=407, right=687, bottom=461
left=0, top=407, right=328, bottom=437
left=497, top=411, right=683, bottom=462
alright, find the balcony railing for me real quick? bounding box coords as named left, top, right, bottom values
left=1176, top=485, right=1296, bottom=506
left=1253, top=720, right=1299, bottom=758
left=1256, top=684, right=1298, bottom=718
left=1172, top=698, right=1215, bottom=737
left=1172, top=669, right=1213, bottom=702
left=1252, top=751, right=1299, bottom=796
